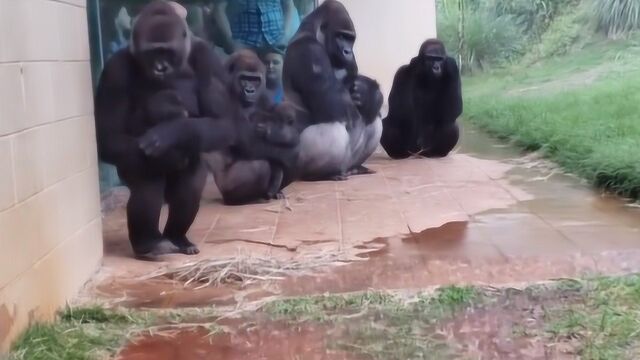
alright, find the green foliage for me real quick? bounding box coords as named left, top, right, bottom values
left=437, top=4, right=525, bottom=72
left=464, top=43, right=640, bottom=199
left=592, top=0, right=640, bottom=38
left=524, top=9, right=584, bottom=62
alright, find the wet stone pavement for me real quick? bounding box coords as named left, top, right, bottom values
left=86, top=124, right=640, bottom=359
left=89, top=124, right=640, bottom=309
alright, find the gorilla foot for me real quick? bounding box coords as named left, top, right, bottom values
left=347, top=165, right=376, bottom=176
left=265, top=191, right=285, bottom=200
left=133, top=239, right=181, bottom=261
left=169, top=236, right=200, bottom=255
left=331, top=174, right=349, bottom=181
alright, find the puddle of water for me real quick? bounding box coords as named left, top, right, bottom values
left=117, top=323, right=360, bottom=360
left=93, top=125, right=640, bottom=308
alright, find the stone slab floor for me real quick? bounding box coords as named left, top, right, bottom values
left=85, top=125, right=640, bottom=308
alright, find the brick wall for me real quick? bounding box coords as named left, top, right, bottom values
left=0, top=0, right=103, bottom=352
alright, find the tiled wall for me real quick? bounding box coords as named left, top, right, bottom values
left=0, top=0, right=103, bottom=352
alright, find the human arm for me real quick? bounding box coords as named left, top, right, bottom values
left=211, top=0, right=235, bottom=53
left=281, top=0, right=296, bottom=42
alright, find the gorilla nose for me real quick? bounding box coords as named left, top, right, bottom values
left=342, top=48, right=352, bottom=57
left=154, top=62, right=169, bottom=74
left=244, top=87, right=256, bottom=95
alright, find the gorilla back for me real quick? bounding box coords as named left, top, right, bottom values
left=282, top=0, right=382, bottom=181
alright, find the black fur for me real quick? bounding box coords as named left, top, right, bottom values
left=283, top=0, right=382, bottom=181
left=94, top=0, right=233, bottom=259
left=205, top=50, right=300, bottom=205
left=381, top=38, right=463, bottom=159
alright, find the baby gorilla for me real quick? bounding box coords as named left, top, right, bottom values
left=204, top=50, right=300, bottom=205
left=350, top=75, right=384, bottom=126
left=138, top=90, right=192, bottom=172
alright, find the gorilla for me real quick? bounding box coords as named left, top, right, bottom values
left=204, top=50, right=300, bottom=205
left=94, top=0, right=234, bottom=260
left=282, top=0, right=383, bottom=181
left=381, top=39, right=463, bottom=159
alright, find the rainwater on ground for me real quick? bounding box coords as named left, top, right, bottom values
left=87, top=124, right=640, bottom=359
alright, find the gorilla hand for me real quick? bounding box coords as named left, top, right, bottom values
left=350, top=81, right=363, bottom=107
left=138, top=121, right=185, bottom=157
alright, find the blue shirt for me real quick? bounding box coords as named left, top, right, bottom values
left=228, top=0, right=285, bottom=48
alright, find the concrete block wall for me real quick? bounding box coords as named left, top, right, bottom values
left=0, top=0, right=103, bottom=352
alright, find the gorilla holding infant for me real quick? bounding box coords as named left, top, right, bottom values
left=95, top=0, right=236, bottom=260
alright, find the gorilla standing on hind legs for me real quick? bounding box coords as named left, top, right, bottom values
left=282, top=0, right=383, bottom=181
left=381, top=39, right=463, bottom=159
left=95, top=0, right=234, bottom=260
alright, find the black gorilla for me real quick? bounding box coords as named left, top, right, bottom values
left=381, top=39, right=463, bottom=159
left=94, top=0, right=234, bottom=260
left=282, top=0, right=383, bottom=181
left=204, top=50, right=300, bottom=205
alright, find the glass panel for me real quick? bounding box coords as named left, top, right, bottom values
left=88, top=0, right=317, bottom=193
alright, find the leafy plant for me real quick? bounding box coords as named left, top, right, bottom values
left=591, top=0, right=640, bottom=38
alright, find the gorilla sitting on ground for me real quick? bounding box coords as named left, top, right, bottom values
left=282, top=0, right=383, bottom=181
left=381, top=38, right=463, bottom=159
left=204, top=50, right=300, bottom=205
left=95, top=0, right=234, bottom=260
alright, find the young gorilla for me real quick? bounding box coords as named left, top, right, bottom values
left=381, top=38, right=463, bottom=159
left=94, top=0, right=234, bottom=260
left=283, top=0, right=383, bottom=181
left=203, top=50, right=300, bottom=205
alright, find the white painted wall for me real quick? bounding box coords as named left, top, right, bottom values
left=322, top=0, right=438, bottom=101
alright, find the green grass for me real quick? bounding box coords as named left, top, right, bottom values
left=545, top=275, right=640, bottom=359
left=263, top=286, right=483, bottom=359
left=6, top=307, right=148, bottom=360
left=8, top=279, right=640, bottom=359
left=5, top=306, right=219, bottom=360
left=464, top=40, right=640, bottom=199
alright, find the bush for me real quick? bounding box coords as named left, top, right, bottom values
left=591, top=0, right=640, bottom=38
left=437, top=3, right=525, bottom=72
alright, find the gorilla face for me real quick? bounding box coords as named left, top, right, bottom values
left=327, top=29, right=356, bottom=69
left=131, top=2, right=190, bottom=81
left=235, top=71, right=265, bottom=106
left=226, top=50, right=267, bottom=108
left=420, top=40, right=447, bottom=80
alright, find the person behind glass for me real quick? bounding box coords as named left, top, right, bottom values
left=108, top=6, right=132, bottom=57
left=259, top=45, right=285, bottom=104
left=212, top=0, right=295, bottom=54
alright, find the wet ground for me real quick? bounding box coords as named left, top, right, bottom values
left=84, top=124, right=640, bottom=359
left=87, top=124, right=640, bottom=309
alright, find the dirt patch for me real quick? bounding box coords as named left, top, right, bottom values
left=117, top=322, right=360, bottom=360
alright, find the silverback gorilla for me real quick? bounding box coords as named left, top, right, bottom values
left=95, top=0, right=234, bottom=260
left=381, top=39, right=463, bottom=159
left=283, top=0, right=383, bottom=181
left=204, top=50, right=300, bottom=205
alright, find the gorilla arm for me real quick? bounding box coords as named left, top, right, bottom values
left=286, top=39, right=357, bottom=126
left=386, top=65, right=412, bottom=121
left=138, top=41, right=237, bottom=157
left=94, top=51, right=144, bottom=169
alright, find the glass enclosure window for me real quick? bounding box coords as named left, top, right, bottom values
left=87, top=0, right=317, bottom=192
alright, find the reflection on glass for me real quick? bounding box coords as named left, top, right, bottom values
left=89, top=0, right=316, bottom=192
